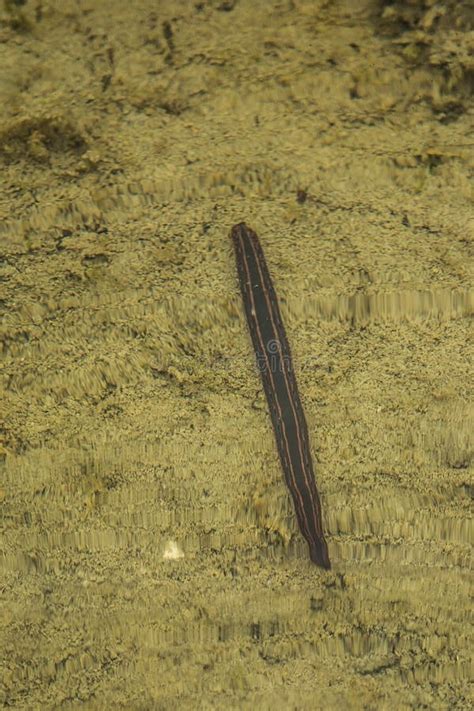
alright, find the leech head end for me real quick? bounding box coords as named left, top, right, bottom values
left=230, top=222, right=249, bottom=241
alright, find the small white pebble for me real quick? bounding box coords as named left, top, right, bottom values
left=163, top=540, right=184, bottom=560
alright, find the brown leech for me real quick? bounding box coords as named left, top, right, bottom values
left=231, top=222, right=330, bottom=569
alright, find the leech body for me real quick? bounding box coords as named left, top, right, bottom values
left=231, top=222, right=330, bottom=569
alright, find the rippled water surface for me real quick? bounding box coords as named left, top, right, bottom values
left=1, top=1, right=473, bottom=709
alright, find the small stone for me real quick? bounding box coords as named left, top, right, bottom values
left=163, top=540, right=184, bottom=560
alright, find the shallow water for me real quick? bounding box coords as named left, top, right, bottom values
left=1, top=1, right=473, bottom=709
